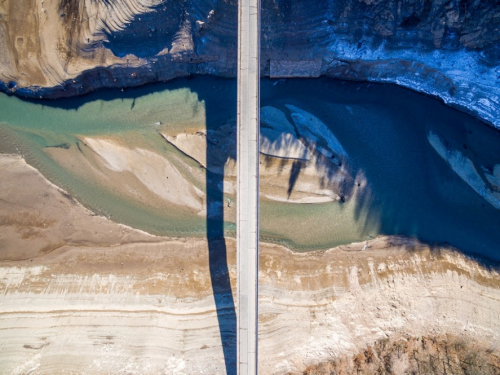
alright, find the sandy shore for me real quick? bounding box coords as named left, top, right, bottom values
left=1, top=153, right=500, bottom=374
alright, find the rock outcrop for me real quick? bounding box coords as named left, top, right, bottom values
left=0, top=0, right=500, bottom=127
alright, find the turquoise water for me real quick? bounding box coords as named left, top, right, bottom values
left=1, top=76, right=500, bottom=260
left=0, top=80, right=221, bottom=237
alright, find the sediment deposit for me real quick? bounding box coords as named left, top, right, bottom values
left=0, top=0, right=499, bottom=127
left=1, top=153, right=500, bottom=374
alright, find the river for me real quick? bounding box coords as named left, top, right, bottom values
left=1, top=76, right=499, bottom=260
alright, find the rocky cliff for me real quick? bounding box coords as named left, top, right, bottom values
left=0, top=0, right=499, bottom=127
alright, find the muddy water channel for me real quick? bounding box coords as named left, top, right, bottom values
left=1, top=76, right=499, bottom=260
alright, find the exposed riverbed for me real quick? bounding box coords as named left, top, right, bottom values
left=1, top=76, right=499, bottom=260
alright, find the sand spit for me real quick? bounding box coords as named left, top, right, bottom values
left=428, top=131, right=500, bottom=210
left=163, top=104, right=355, bottom=204
left=83, top=137, right=204, bottom=211
left=1, top=153, right=500, bottom=374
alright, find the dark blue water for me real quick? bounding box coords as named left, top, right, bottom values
left=260, top=78, right=500, bottom=261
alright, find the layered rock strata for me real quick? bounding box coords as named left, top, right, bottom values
left=0, top=0, right=499, bottom=127
left=1, top=153, right=500, bottom=374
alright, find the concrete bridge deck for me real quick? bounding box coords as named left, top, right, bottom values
left=237, top=0, right=260, bottom=374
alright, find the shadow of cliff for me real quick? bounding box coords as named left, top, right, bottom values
left=346, top=87, right=500, bottom=265
left=102, top=1, right=185, bottom=58
left=15, top=77, right=196, bottom=111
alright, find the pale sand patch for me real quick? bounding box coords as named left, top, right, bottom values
left=83, top=137, right=204, bottom=211
left=285, top=104, right=348, bottom=159
left=261, top=194, right=337, bottom=204
left=260, top=131, right=312, bottom=160
left=80, top=138, right=204, bottom=211
left=163, top=131, right=209, bottom=168
left=485, top=164, right=500, bottom=190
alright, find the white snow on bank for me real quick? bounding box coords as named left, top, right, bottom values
left=326, top=37, right=500, bottom=129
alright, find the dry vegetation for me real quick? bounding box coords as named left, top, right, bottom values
left=302, top=335, right=500, bottom=375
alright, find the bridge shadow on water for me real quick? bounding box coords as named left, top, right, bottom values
left=198, top=78, right=238, bottom=375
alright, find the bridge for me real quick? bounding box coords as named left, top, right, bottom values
left=236, top=0, right=260, bottom=374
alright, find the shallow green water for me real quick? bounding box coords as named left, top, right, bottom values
left=1, top=76, right=500, bottom=260
left=0, top=80, right=221, bottom=237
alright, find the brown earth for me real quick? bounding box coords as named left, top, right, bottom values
left=302, top=334, right=500, bottom=375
